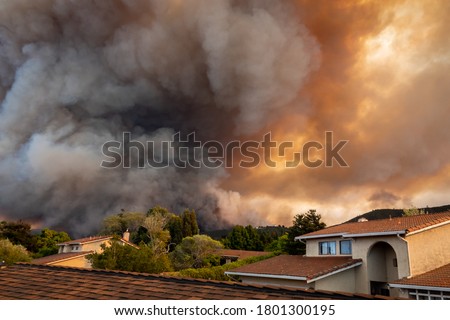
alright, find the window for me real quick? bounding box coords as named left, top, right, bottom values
left=409, top=289, right=450, bottom=300
left=339, top=240, right=352, bottom=255
left=393, top=258, right=398, bottom=267
left=319, top=241, right=336, bottom=255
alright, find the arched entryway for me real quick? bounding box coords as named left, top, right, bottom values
left=367, top=241, right=398, bottom=296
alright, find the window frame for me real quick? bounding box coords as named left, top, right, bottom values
left=319, top=241, right=337, bottom=255
left=409, top=289, right=450, bottom=300
left=339, top=240, right=352, bottom=255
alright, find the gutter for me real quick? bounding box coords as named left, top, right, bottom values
left=389, top=283, right=450, bottom=293
left=224, top=271, right=307, bottom=282
left=396, top=234, right=411, bottom=278
left=342, top=231, right=405, bottom=238
left=298, top=230, right=407, bottom=240
left=295, top=233, right=347, bottom=240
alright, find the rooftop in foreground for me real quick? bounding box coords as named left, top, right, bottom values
left=0, top=263, right=393, bottom=300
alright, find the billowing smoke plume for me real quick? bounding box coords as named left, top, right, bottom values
left=0, top=0, right=318, bottom=235
left=2, top=0, right=450, bottom=236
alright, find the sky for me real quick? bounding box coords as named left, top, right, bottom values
left=0, top=0, right=449, bottom=236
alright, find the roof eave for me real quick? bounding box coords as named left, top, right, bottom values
left=343, top=230, right=406, bottom=238
left=224, top=271, right=307, bottom=281
left=406, top=219, right=450, bottom=236
left=389, top=283, right=450, bottom=292
left=295, top=233, right=347, bottom=240
left=307, top=261, right=363, bottom=283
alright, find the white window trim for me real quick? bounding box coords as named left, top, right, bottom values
left=339, top=240, right=352, bottom=255
left=319, top=241, right=336, bottom=255
left=408, top=289, right=450, bottom=300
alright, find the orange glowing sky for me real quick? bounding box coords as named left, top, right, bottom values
left=218, top=0, right=450, bottom=226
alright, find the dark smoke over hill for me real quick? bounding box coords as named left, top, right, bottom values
left=0, top=0, right=318, bottom=235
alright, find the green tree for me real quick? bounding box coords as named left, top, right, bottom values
left=166, top=215, right=183, bottom=247
left=403, top=207, right=425, bottom=217
left=222, top=225, right=264, bottom=251
left=88, top=240, right=172, bottom=273
left=170, top=235, right=223, bottom=270
left=266, top=234, right=289, bottom=254
left=34, top=228, right=71, bottom=258
left=142, top=210, right=171, bottom=254
left=101, top=211, right=145, bottom=235
left=0, top=220, right=36, bottom=252
left=0, top=239, right=32, bottom=265
left=244, top=225, right=264, bottom=250
left=147, top=206, right=172, bottom=218
left=181, top=209, right=199, bottom=237
left=286, top=210, right=326, bottom=255
left=222, top=225, right=246, bottom=249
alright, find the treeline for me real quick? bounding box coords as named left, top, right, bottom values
left=221, top=209, right=326, bottom=255
left=89, top=206, right=222, bottom=274
left=1, top=207, right=327, bottom=278
left=0, top=220, right=71, bottom=265
left=100, top=206, right=199, bottom=247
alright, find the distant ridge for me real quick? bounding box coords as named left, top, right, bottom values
left=346, top=204, right=450, bottom=223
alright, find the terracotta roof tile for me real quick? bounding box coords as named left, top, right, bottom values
left=390, top=263, right=450, bottom=289
left=0, top=263, right=392, bottom=300
left=299, top=211, right=450, bottom=238
left=58, top=235, right=139, bottom=249
left=226, top=255, right=362, bottom=280
left=31, top=251, right=93, bottom=265
left=217, top=249, right=271, bottom=260
left=59, top=235, right=112, bottom=245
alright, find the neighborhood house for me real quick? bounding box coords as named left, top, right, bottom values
left=31, top=231, right=136, bottom=268
left=226, top=212, right=450, bottom=299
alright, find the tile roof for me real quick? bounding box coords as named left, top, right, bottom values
left=226, top=255, right=362, bottom=282
left=0, top=263, right=390, bottom=300
left=217, top=249, right=271, bottom=260
left=58, top=235, right=113, bottom=245
left=58, top=235, right=139, bottom=249
left=31, top=251, right=93, bottom=265
left=390, top=263, right=450, bottom=290
left=298, top=211, right=450, bottom=239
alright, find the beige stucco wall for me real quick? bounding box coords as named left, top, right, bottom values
left=406, top=223, right=450, bottom=276
left=238, top=276, right=311, bottom=289
left=82, top=240, right=111, bottom=253
left=314, top=267, right=356, bottom=293
left=50, top=256, right=92, bottom=268
left=352, top=236, right=409, bottom=294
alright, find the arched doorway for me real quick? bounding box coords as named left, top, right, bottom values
left=367, top=242, right=398, bottom=296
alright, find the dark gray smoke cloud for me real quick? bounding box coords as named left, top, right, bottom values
left=0, top=0, right=318, bottom=236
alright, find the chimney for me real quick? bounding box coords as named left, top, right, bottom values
left=122, top=229, right=130, bottom=242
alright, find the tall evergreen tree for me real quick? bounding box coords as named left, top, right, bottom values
left=222, top=225, right=264, bottom=251
left=286, top=209, right=326, bottom=255
left=181, top=209, right=199, bottom=237
left=166, top=215, right=183, bottom=247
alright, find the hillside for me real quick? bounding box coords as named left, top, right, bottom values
left=346, top=204, right=450, bottom=223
